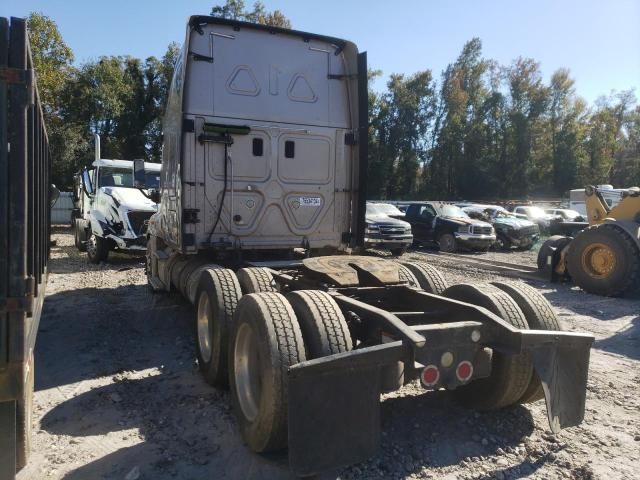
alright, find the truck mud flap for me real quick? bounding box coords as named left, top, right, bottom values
left=287, top=342, right=406, bottom=476
left=523, top=331, right=593, bottom=433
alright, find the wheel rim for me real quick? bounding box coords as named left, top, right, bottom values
left=86, top=234, right=97, bottom=257
left=441, top=235, right=454, bottom=251
left=234, top=322, right=262, bottom=422
left=581, top=242, right=616, bottom=279
left=197, top=292, right=212, bottom=362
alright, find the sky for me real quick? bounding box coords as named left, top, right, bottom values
left=3, top=0, right=639, bottom=104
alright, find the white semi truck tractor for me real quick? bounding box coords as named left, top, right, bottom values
left=145, top=16, right=594, bottom=476
left=74, top=135, right=161, bottom=263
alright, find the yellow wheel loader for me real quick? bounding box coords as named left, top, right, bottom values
left=539, top=185, right=640, bottom=296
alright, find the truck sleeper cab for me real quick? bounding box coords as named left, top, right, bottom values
left=146, top=16, right=594, bottom=477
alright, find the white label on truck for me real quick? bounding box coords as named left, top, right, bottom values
left=299, top=196, right=321, bottom=206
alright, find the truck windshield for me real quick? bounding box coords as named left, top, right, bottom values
left=440, top=205, right=469, bottom=218
left=521, top=206, right=546, bottom=218
left=494, top=209, right=516, bottom=219
left=366, top=204, right=388, bottom=216
left=99, top=167, right=160, bottom=189
left=373, top=203, right=403, bottom=216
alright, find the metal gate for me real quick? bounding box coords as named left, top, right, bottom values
left=0, top=16, right=51, bottom=479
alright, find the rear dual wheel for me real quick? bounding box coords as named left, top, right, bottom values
left=443, top=281, right=561, bottom=409
left=236, top=267, right=277, bottom=294
left=195, top=268, right=242, bottom=387
left=491, top=281, right=560, bottom=403
left=397, top=261, right=448, bottom=295
left=442, top=283, right=533, bottom=410
left=229, top=290, right=351, bottom=452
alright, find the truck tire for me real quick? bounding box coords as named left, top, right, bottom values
left=86, top=232, right=109, bottom=263
left=229, top=292, right=306, bottom=452
left=438, top=233, right=457, bottom=253
left=566, top=224, right=640, bottom=297
left=398, top=261, right=448, bottom=295
left=286, top=290, right=353, bottom=358
left=537, top=235, right=571, bottom=272
left=186, top=264, right=220, bottom=305
left=195, top=268, right=242, bottom=387
left=442, top=283, right=533, bottom=410
left=74, top=219, right=87, bottom=252
left=236, top=267, right=276, bottom=294
left=496, top=233, right=512, bottom=250
left=170, top=257, right=190, bottom=292
left=397, top=264, right=420, bottom=287
left=490, top=281, right=561, bottom=403
left=178, top=258, right=205, bottom=298
left=16, top=353, right=34, bottom=471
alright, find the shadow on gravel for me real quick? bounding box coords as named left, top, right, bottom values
left=36, top=284, right=190, bottom=391
left=41, top=373, right=293, bottom=480
left=339, top=389, right=538, bottom=478
left=41, top=374, right=540, bottom=480
left=594, top=316, right=640, bottom=360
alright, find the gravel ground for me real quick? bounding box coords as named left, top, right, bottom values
left=17, top=228, right=640, bottom=480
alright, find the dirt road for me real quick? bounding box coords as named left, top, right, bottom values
left=17, top=229, right=639, bottom=480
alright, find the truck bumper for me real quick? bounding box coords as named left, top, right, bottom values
left=106, top=234, right=147, bottom=251
left=454, top=233, right=496, bottom=249
left=364, top=235, right=413, bottom=249
left=287, top=289, right=593, bottom=476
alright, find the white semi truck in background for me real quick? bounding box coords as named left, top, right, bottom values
left=73, top=135, right=161, bottom=263
left=143, top=15, right=594, bottom=476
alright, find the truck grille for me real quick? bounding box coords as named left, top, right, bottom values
left=378, top=224, right=409, bottom=236
left=522, top=225, right=539, bottom=236
left=471, top=225, right=493, bottom=235
left=127, top=211, right=153, bottom=236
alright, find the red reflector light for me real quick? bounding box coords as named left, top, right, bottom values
left=421, top=365, right=440, bottom=387
left=456, top=361, right=473, bottom=382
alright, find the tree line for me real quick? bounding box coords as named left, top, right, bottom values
left=369, top=38, right=639, bottom=200
left=27, top=4, right=639, bottom=198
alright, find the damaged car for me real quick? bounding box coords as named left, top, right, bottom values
left=462, top=205, right=540, bottom=250
left=404, top=202, right=495, bottom=252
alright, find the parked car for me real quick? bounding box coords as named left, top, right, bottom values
left=364, top=202, right=413, bottom=255
left=461, top=205, right=540, bottom=250
left=509, top=205, right=559, bottom=233
left=403, top=202, right=495, bottom=252
left=545, top=208, right=584, bottom=222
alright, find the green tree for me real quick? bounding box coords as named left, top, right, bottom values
left=26, top=12, right=74, bottom=114
left=370, top=71, right=436, bottom=199
left=26, top=13, right=77, bottom=187
left=584, top=91, right=636, bottom=185
left=504, top=57, right=549, bottom=196
left=429, top=38, right=489, bottom=199
left=211, top=1, right=292, bottom=28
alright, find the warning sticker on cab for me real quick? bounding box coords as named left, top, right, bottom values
left=299, top=196, right=322, bottom=206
